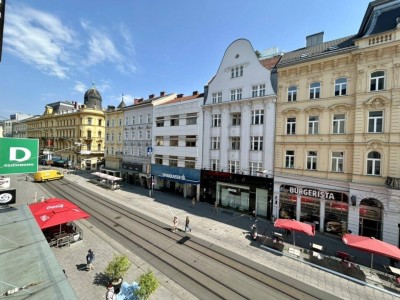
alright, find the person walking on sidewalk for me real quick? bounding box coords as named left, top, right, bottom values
left=105, top=283, right=116, bottom=300
left=185, top=216, right=192, bottom=232
left=213, top=200, right=219, bottom=213
left=192, top=197, right=196, bottom=207
left=86, top=249, right=95, bottom=271
left=172, top=216, right=178, bottom=232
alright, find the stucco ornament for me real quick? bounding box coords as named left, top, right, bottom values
left=363, top=96, right=389, bottom=108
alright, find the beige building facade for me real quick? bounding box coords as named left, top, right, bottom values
left=274, top=0, right=400, bottom=246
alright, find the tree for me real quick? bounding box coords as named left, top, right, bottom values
left=134, top=270, right=159, bottom=300
left=104, top=254, right=132, bottom=283
left=255, top=50, right=262, bottom=58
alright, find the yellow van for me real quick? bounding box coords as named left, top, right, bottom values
left=34, top=170, right=64, bottom=182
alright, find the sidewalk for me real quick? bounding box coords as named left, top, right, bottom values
left=49, top=171, right=400, bottom=299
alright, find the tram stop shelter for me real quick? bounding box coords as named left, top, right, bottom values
left=0, top=204, right=77, bottom=299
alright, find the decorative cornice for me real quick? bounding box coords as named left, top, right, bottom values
left=328, top=103, right=353, bottom=113
left=282, top=108, right=300, bottom=115
left=304, top=105, right=324, bottom=114
left=363, top=96, right=389, bottom=108
left=366, top=140, right=383, bottom=151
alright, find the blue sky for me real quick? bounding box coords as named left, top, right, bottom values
left=0, top=0, right=372, bottom=118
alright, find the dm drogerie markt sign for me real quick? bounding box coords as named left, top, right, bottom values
left=0, top=138, right=38, bottom=175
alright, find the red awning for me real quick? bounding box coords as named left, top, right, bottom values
left=29, top=198, right=90, bottom=229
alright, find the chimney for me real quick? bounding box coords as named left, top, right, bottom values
left=74, top=101, right=77, bottom=109
left=177, top=94, right=183, bottom=98
left=134, top=98, right=140, bottom=105
left=192, top=91, right=198, bottom=95
left=306, top=32, right=324, bottom=47
left=149, top=94, right=154, bottom=99
left=160, top=91, right=165, bottom=97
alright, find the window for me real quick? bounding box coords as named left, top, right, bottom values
left=169, top=156, right=178, bottom=167
left=370, top=71, right=385, bottom=91
left=249, top=162, right=262, bottom=176
left=171, top=115, right=179, bottom=126
left=288, top=86, right=297, bottom=102
left=156, top=117, right=164, bottom=127
left=111, top=119, right=115, bottom=127
left=251, top=109, right=264, bottom=125
left=88, top=117, right=93, bottom=125
left=185, top=157, right=196, bottom=168
left=138, top=147, right=142, bottom=157
left=231, top=113, right=241, bottom=126
left=125, top=131, right=128, bottom=139
left=156, top=136, right=164, bottom=146
left=155, top=155, right=163, bottom=165
left=212, top=92, right=222, bottom=104
left=147, top=130, right=151, bottom=139
left=308, top=116, right=319, bottom=134
left=231, top=65, right=243, bottom=78
left=250, top=136, right=263, bottom=150
left=170, top=136, right=178, bottom=146
left=309, top=82, right=320, bottom=99
left=125, top=117, right=128, bottom=126
left=185, top=135, right=197, bottom=147
left=335, top=78, right=347, bottom=96
left=368, top=111, right=383, bottom=133
left=285, top=150, right=295, bottom=168
left=333, top=114, right=345, bottom=134
left=212, top=114, right=221, bottom=127
left=106, top=120, right=110, bottom=127
left=124, top=147, right=128, bottom=155
left=147, top=114, right=151, bottom=123
left=118, top=132, right=121, bottom=141
left=230, top=137, right=240, bottom=150
left=186, top=113, right=197, bottom=125
left=106, top=133, right=109, bottom=141
left=331, top=152, right=344, bottom=172
left=131, top=131, right=135, bottom=140
left=228, top=160, right=240, bottom=173
left=132, top=116, right=135, bottom=125
left=139, top=130, right=143, bottom=139
left=211, top=137, right=220, bottom=150
left=230, top=88, right=242, bottom=101
left=286, top=118, right=296, bottom=135
left=210, top=159, right=220, bottom=171
left=307, top=151, right=317, bottom=170
left=139, top=115, right=143, bottom=124
left=87, top=130, right=92, bottom=139
left=111, top=133, right=114, bottom=141
left=367, top=151, right=381, bottom=176
left=119, top=119, right=122, bottom=126
left=252, top=84, right=266, bottom=97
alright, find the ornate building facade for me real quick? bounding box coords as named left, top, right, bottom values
left=273, top=0, right=400, bottom=245
left=26, top=86, right=105, bottom=170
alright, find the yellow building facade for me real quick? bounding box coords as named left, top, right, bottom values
left=273, top=0, right=400, bottom=245
left=26, top=87, right=105, bottom=170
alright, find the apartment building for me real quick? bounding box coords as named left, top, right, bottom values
left=151, top=92, right=204, bottom=200
left=274, top=0, right=400, bottom=245
left=122, top=92, right=176, bottom=187
left=201, top=39, right=279, bottom=218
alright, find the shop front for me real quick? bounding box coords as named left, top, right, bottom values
left=278, top=185, right=349, bottom=235
left=121, top=162, right=142, bottom=185
left=200, top=170, right=273, bottom=219
left=151, top=165, right=200, bottom=199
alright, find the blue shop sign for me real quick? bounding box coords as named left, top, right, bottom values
left=151, top=164, right=200, bottom=184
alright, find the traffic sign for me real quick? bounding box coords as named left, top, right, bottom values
left=0, top=138, right=39, bottom=175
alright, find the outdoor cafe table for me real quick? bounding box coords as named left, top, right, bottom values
left=389, top=266, right=400, bottom=276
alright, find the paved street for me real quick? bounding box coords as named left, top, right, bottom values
left=11, top=171, right=400, bottom=299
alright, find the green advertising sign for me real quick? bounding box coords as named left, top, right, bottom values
left=0, top=138, right=39, bottom=175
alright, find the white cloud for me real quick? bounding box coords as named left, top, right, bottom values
left=73, top=81, right=87, bottom=94
left=4, top=3, right=77, bottom=79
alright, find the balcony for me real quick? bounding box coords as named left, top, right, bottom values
left=385, top=177, right=400, bottom=189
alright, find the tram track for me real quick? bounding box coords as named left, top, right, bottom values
left=42, top=178, right=337, bottom=300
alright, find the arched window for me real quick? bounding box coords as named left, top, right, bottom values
left=367, top=151, right=381, bottom=176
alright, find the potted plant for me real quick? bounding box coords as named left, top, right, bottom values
left=134, top=270, right=159, bottom=300
left=104, top=254, right=132, bottom=294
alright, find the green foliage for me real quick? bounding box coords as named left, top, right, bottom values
left=134, top=270, right=159, bottom=300
left=255, top=50, right=261, bottom=58
left=104, top=254, right=132, bottom=282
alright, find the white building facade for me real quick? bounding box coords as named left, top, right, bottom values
left=201, top=39, right=279, bottom=218
left=151, top=92, right=204, bottom=200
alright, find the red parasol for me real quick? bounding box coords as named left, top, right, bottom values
left=274, top=218, right=315, bottom=245
left=29, top=198, right=90, bottom=229
left=343, top=234, right=400, bottom=270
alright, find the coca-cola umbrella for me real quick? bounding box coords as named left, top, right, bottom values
left=342, top=234, right=400, bottom=271
left=274, top=218, right=315, bottom=246
left=29, top=198, right=90, bottom=230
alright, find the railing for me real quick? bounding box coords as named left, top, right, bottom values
left=385, top=177, right=400, bottom=189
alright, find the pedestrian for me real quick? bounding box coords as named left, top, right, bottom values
left=250, top=208, right=256, bottom=220
left=172, top=216, right=178, bottom=232
left=86, top=249, right=95, bottom=271
left=214, top=200, right=219, bottom=213
left=105, top=283, right=116, bottom=300
left=185, top=216, right=192, bottom=232
left=192, top=197, right=196, bottom=207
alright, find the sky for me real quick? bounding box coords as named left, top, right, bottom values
left=0, top=0, right=373, bottom=119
